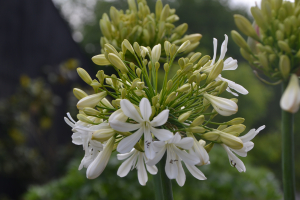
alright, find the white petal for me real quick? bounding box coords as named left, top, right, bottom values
left=204, top=93, right=238, bottom=116
left=64, top=117, right=75, bottom=127
left=109, top=121, right=141, bottom=132
left=168, top=132, right=181, bottom=144
left=231, top=141, right=253, bottom=157
left=117, top=149, right=135, bottom=160
left=193, top=141, right=210, bottom=166
left=146, top=164, right=158, bottom=175
left=165, top=146, right=178, bottom=179
left=185, top=164, right=206, bottom=180
left=172, top=145, right=199, bottom=165
left=150, top=110, right=169, bottom=127
left=146, top=146, right=166, bottom=166
left=223, top=58, right=238, bottom=70
left=174, top=137, right=194, bottom=150
left=144, top=126, right=155, bottom=160
left=226, top=87, right=239, bottom=96
left=117, top=152, right=137, bottom=177
left=211, top=38, right=217, bottom=65
left=220, top=75, right=248, bottom=95
left=139, top=98, right=152, bottom=121
left=153, top=141, right=166, bottom=152
left=117, top=127, right=144, bottom=153
left=67, top=112, right=76, bottom=123
left=239, top=125, right=265, bottom=142
left=120, top=99, right=143, bottom=122
left=222, top=144, right=246, bottom=172
left=151, top=127, right=173, bottom=141
left=86, top=137, right=115, bottom=179
left=137, top=153, right=148, bottom=186
left=219, top=34, right=228, bottom=60
left=176, top=159, right=186, bottom=186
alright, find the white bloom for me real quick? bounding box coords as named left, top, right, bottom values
left=280, top=74, right=300, bottom=113
left=147, top=133, right=206, bottom=186
left=109, top=98, right=173, bottom=159
left=203, top=93, right=238, bottom=116
left=222, top=125, right=265, bottom=172
left=191, top=138, right=210, bottom=166
left=86, top=136, right=115, bottom=179
left=216, top=74, right=248, bottom=96
left=117, top=149, right=158, bottom=186
left=79, top=140, right=103, bottom=170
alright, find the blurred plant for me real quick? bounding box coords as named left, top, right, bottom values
left=24, top=146, right=282, bottom=200
left=99, top=0, right=202, bottom=56
left=231, top=0, right=300, bottom=199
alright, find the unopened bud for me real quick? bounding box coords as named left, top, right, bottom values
left=151, top=44, right=161, bottom=63
left=278, top=41, right=291, bottom=53
left=73, top=88, right=88, bottom=100
left=170, top=44, right=177, bottom=58
left=234, top=14, right=260, bottom=41
left=136, top=68, right=142, bottom=77
left=83, top=107, right=101, bottom=116
left=155, top=0, right=163, bottom=20
left=167, top=80, right=173, bottom=90
left=257, top=53, right=269, bottom=70
left=206, top=60, right=224, bottom=83
left=251, top=7, right=268, bottom=31
left=92, top=54, right=111, bottom=66
left=188, top=126, right=206, bottom=133
left=197, top=55, right=211, bottom=69
left=222, top=124, right=246, bottom=136
left=218, top=81, right=228, bottom=94
left=204, top=142, right=214, bottom=153
left=166, top=92, right=176, bottom=104
left=92, top=128, right=115, bottom=142
left=77, top=91, right=107, bottom=110
left=96, top=70, right=105, bottom=85
left=220, top=132, right=243, bottom=149
left=226, top=118, right=245, bottom=125
left=177, top=40, right=191, bottom=53
left=276, top=30, right=284, bottom=41
left=279, top=55, right=290, bottom=79
left=231, top=30, right=251, bottom=53
left=105, top=44, right=119, bottom=56
left=130, top=62, right=136, bottom=71
left=77, top=114, right=93, bottom=124
left=123, top=39, right=135, bottom=54
left=107, top=53, right=128, bottom=73
left=201, top=131, right=220, bottom=141
left=155, top=62, right=160, bottom=71
left=121, top=88, right=127, bottom=99
left=178, top=111, right=192, bottom=123
left=98, top=98, right=114, bottom=109
left=160, top=4, right=170, bottom=21
left=164, top=63, right=169, bottom=71
left=112, top=99, right=121, bottom=108
left=176, top=83, right=190, bottom=92
left=137, top=82, right=145, bottom=89
left=191, top=115, right=205, bottom=126
left=152, top=96, right=158, bottom=105
left=164, top=41, right=171, bottom=56
left=77, top=68, right=92, bottom=85
left=189, top=52, right=202, bottom=63
left=240, top=48, right=253, bottom=62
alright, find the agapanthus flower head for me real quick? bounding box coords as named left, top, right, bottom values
left=99, top=0, right=202, bottom=56
left=65, top=36, right=264, bottom=186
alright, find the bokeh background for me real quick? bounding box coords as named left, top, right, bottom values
left=0, top=0, right=299, bottom=199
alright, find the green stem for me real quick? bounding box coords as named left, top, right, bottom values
left=153, top=154, right=173, bottom=200
left=281, top=81, right=295, bottom=200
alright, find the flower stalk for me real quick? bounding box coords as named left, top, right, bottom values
left=281, top=81, right=296, bottom=200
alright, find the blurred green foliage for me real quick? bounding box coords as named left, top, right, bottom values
left=24, top=146, right=282, bottom=200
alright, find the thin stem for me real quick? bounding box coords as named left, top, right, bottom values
left=153, top=153, right=173, bottom=200
left=281, top=81, right=296, bottom=200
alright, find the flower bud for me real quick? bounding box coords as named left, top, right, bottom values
left=278, top=41, right=291, bottom=53
left=104, top=44, right=119, bottom=56
left=163, top=63, right=169, bottom=71
left=123, top=39, right=135, bottom=54
left=92, top=129, right=115, bottom=142
left=178, top=111, right=192, bottom=122
left=233, top=14, right=260, bottom=41
left=226, top=118, right=245, bottom=125
left=279, top=55, right=291, bottom=80
left=176, top=83, right=190, bottom=92
left=136, top=68, right=142, bottom=77
left=112, top=99, right=121, bottom=108
left=83, top=107, right=101, bottom=116
left=164, top=41, right=171, bottom=56
left=98, top=98, right=114, bottom=109
left=77, top=68, right=92, bottom=85
left=206, top=60, right=224, bottom=84
left=96, top=70, right=105, bottom=85
left=155, top=0, right=163, bottom=20
left=92, top=54, right=111, bottom=66
left=173, top=23, right=188, bottom=36
left=218, top=81, right=228, bottom=94
left=170, top=44, right=177, bottom=58
left=204, top=93, right=238, bottom=116
left=204, top=142, right=214, bottom=153
left=231, top=30, right=251, bottom=53
left=77, top=91, right=107, bottom=110
left=189, top=52, right=202, bottom=63
left=107, top=53, right=128, bottom=73
left=276, top=30, right=284, bottom=41
left=222, top=124, right=246, bottom=137
left=220, top=132, right=243, bottom=149
left=177, top=40, right=191, bottom=53
left=166, top=80, right=173, bottom=90
left=280, top=74, right=300, bottom=113
left=133, top=42, right=141, bottom=57
left=151, top=44, right=161, bottom=63
left=187, top=126, right=206, bottom=133
left=251, top=7, right=268, bottom=31
left=201, top=131, right=220, bottom=141
left=73, top=88, right=88, bottom=100
left=257, top=53, right=269, bottom=70
left=77, top=114, right=93, bottom=124
left=121, top=88, right=127, bottom=99
left=190, top=115, right=205, bottom=126
left=160, top=4, right=170, bottom=21
left=166, top=92, right=176, bottom=104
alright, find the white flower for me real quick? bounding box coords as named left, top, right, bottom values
left=280, top=74, right=300, bottom=113
left=86, top=136, right=115, bottom=179
left=78, top=140, right=103, bottom=170
left=117, top=149, right=158, bottom=186
left=215, top=74, right=248, bottom=96
left=203, top=93, right=238, bottom=116
left=202, top=35, right=238, bottom=73
left=109, top=98, right=173, bottom=159
left=147, top=133, right=206, bottom=186
left=191, top=138, right=210, bottom=166
left=222, top=125, right=265, bottom=172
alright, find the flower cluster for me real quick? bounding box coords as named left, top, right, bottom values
left=65, top=36, right=264, bottom=186
left=231, top=0, right=300, bottom=113
left=99, top=0, right=202, bottom=55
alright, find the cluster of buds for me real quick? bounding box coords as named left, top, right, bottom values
left=99, top=0, right=202, bottom=56
left=65, top=36, right=264, bottom=186
left=231, top=0, right=300, bottom=113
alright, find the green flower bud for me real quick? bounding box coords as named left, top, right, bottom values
left=121, top=88, right=127, bottom=99
left=123, top=39, right=135, bottom=54
left=226, top=118, right=245, bottom=125
left=107, top=53, right=129, bottom=73
left=231, top=30, right=251, bottom=53
left=240, top=48, right=253, bottom=62
left=92, top=54, right=111, bottom=66
left=92, top=128, right=115, bottom=142
left=196, top=55, right=211, bottom=69
left=178, top=111, right=192, bottom=122
left=187, top=126, right=206, bottom=133
left=96, top=70, right=105, bottom=85
left=77, top=68, right=93, bottom=85
left=152, top=96, right=158, bottom=105
left=190, top=115, right=205, bottom=126
left=164, top=41, right=171, bottom=56
left=133, top=42, right=141, bottom=57
left=155, top=0, right=163, bottom=20
left=222, top=124, right=246, bottom=136
left=189, top=52, right=202, bottom=63
left=136, top=68, right=142, bottom=78
left=73, top=88, right=88, bottom=100
left=234, top=14, right=260, bottom=41
left=251, top=7, right=268, bottom=31
left=176, top=83, right=190, bottom=92
left=163, top=63, right=169, bottom=72
left=257, top=53, right=269, bottom=70
left=218, top=81, right=228, bottom=94
left=201, top=131, right=220, bottom=141
left=160, top=4, right=170, bottom=21
left=278, top=41, right=291, bottom=53
left=206, top=60, right=224, bottom=84
left=166, top=92, right=176, bottom=104
left=279, top=55, right=291, bottom=79
left=177, top=40, right=191, bottom=53
left=77, top=91, right=107, bottom=110
left=167, top=80, right=173, bottom=90
left=77, top=114, right=94, bottom=124
left=83, top=107, right=101, bottom=116
left=204, top=142, right=214, bottom=153
left=220, top=132, right=243, bottom=149
left=170, top=44, right=177, bottom=58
